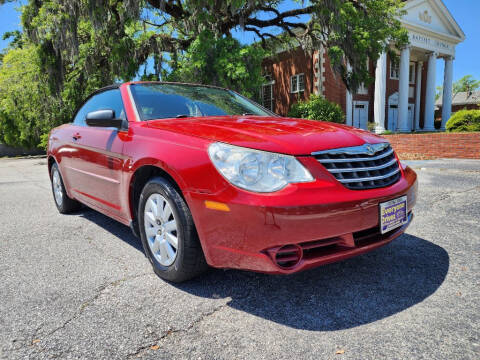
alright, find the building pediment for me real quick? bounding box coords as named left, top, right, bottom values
left=401, top=0, right=465, bottom=43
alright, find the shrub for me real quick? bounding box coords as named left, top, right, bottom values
left=367, top=121, right=376, bottom=132
left=446, top=109, right=480, bottom=132
left=287, top=95, right=345, bottom=123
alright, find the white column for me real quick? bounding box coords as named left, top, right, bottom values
left=374, top=52, right=387, bottom=133
left=398, top=46, right=411, bottom=132
left=414, top=61, right=423, bottom=131
left=346, top=63, right=353, bottom=126
left=423, top=52, right=437, bottom=131
left=441, top=56, right=454, bottom=130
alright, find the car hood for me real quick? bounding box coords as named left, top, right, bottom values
left=146, top=116, right=388, bottom=155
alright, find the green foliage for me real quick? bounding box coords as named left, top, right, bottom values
left=21, top=1, right=141, bottom=92
left=453, top=75, right=480, bottom=95
left=367, top=121, right=376, bottom=132
left=435, top=75, right=480, bottom=100
left=0, top=0, right=407, bottom=148
left=0, top=1, right=145, bottom=148
left=0, top=45, right=62, bottom=149
left=321, top=0, right=408, bottom=91
left=446, top=110, right=480, bottom=133
left=20, top=0, right=407, bottom=94
left=169, top=31, right=266, bottom=98
left=287, top=95, right=345, bottom=123
left=436, top=86, right=443, bottom=100
left=2, top=31, right=23, bottom=50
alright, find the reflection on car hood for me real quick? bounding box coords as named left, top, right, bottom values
left=146, top=116, right=388, bottom=155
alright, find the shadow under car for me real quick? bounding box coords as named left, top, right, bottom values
left=80, top=208, right=449, bottom=331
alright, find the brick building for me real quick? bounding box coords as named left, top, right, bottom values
left=261, top=0, right=465, bottom=133
left=436, top=91, right=480, bottom=117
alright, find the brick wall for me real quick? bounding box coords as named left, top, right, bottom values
left=263, top=48, right=314, bottom=116
left=452, top=104, right=479, bottom=112
left=263, top=47, right=351, bottom=117
left=322, top=54, right=347, bottom=115
left=382, top=132, right=480, bottom=159
left=436, top=104, right=480, bottom=119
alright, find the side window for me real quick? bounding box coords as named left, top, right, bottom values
left=290, top=74, right=305, bottom=93
left=73, top=89, right=126, bottom=126
left=262, top=75, right=274, bottom=111
left=390, top=60, right=399, bottom=80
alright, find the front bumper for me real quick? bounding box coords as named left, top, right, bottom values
left=186, top=164, right=418, bottom=274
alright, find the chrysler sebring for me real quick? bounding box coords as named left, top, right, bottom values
left=47, top=82, right=417, bottom=282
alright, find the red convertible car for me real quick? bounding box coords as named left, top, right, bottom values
left=47, top=82, right=417, bottom=282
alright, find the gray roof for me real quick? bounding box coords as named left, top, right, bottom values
left=436, top=91, right=480, bottom=106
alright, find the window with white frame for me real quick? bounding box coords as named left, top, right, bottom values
left=262, top=75, right=274, bottom=111
left=390, top=60, right=399, bottom=80
left=290, top=73, right=305, bottom=93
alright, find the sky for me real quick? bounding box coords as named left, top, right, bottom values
left=0, top=0, right=478, bottom=87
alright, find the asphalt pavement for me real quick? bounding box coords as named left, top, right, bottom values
left=0, top=157, right=478, bottom=359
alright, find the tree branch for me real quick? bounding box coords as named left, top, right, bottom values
left=244, top=26, right=278, bottom=48
left=143, top=19, right=170, bottom=28
left=135, top=33, right=192, bottom=65
left=146, top=0, right=188, bottom=20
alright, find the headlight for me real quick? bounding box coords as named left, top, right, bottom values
left=208, top=142, right=314, bottom=192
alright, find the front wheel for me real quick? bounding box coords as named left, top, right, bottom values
left=138, top=177, right=207, bottom=282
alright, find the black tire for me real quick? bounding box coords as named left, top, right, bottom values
left=138, top=177, right=207, bottom=282
left=50, top=163, right=82, bottom=214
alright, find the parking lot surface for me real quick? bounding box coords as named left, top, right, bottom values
left=0, top=157, right=479, bottom=359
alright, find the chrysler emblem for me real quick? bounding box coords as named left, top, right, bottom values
left=311, top=142, right=389, bottom=157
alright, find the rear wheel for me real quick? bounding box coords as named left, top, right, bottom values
left=50, top=163, right=82, bottom=214
left=138, top=177, right=207, bottom=282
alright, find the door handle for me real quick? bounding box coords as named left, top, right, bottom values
left=72, top=133, right=82, bottom=140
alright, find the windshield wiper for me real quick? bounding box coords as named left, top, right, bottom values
left=242, top=113, right=255, bottom=116
left=176, top=114, right=190, bottom=118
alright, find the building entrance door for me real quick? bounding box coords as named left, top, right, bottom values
left=408, top=104, right=415, bottom=131
left=388, top=92, right=399, bottom=131
left=353, top=101, right=368, bottom=130
left=388, top=106, right=398, bottom=131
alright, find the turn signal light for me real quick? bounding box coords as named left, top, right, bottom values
left=204, top=201, right=230, bottom=212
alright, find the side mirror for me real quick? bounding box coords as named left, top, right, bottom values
left=85, top=109, right=127, bottom=130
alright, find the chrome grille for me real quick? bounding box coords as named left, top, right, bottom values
left=313, top=143, right=401, bottom=190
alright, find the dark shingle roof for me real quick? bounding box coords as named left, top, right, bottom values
left=436, top=91, right=480, bottom=106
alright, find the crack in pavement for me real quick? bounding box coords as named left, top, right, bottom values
left=28, top=273, right=152, bottom=349
left=410, top=167, right=480, bottom=174
left=428, top=186, right=480, bottom=205
left=125, top=272, right=257, bottom=359
left=126, top=302, right=229, bottom=359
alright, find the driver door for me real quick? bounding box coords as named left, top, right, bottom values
left=69, top=88, right=129, bottom=221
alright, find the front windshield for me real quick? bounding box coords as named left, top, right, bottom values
left=129, top=83, right=273, bottom=121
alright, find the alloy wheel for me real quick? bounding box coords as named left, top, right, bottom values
left=52, top=168, right=63, bottom=206
left=143, top=193, right=179, bottom=266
